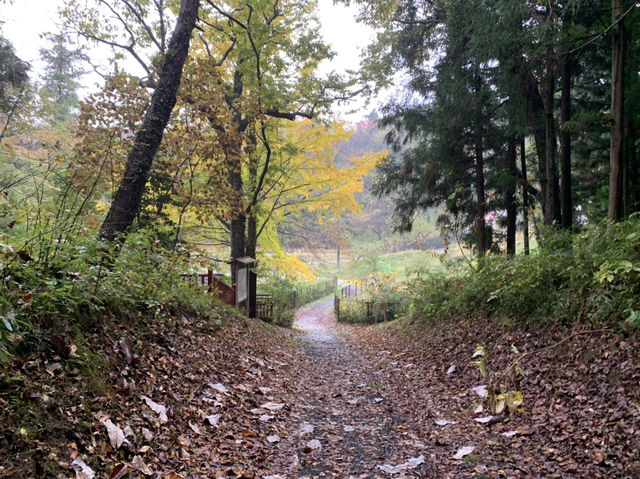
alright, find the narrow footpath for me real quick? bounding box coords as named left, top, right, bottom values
left=270, top=297, right=430, bottom=477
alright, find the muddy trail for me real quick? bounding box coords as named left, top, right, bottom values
left=272, top=297, right=429, bottom=477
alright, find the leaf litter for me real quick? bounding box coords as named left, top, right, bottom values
left=4, top=293, right=640, bottom=477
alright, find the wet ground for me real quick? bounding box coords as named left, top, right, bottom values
left=271, top=297, right=429, bottom=478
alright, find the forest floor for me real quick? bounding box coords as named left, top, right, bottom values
left=277, top=298, right=640, bottom=478
left=2, top=297, right=639, bottom=478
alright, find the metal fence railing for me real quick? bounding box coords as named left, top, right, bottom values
left=278, top=278, right=336, bottom=311
left=334, top=296, right=408, bottom=324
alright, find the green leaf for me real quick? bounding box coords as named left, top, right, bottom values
left=2, top=318, right=13, bottom=332
left=472, top=345, right=486, bottom=358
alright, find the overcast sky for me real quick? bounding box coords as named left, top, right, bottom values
left=0, top=0, right=376, bottom=122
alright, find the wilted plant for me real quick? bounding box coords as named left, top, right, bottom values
left=472, top=345, right=524, bottom=416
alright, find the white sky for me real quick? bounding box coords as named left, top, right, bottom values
left=0, top=0, right=378, bottom=122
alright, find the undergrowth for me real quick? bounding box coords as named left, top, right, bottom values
left=0, top=228, right=218, bottom=369
left=408, top=218, right=640, bottom=328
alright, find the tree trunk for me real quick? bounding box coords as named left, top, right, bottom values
left=227, top=67, right=248, bottom=277
left=246, top=213, right=257, bottom=259
left=518, top=59, right=547, bottom=217
left=505, top=137, right=517, bottom=256
left=475, top=138, right=486, bottom=257
left=520, top=137, right=530, bottom=255
left=627, top=119, right=639, bottom=214
left=474, top=75, right=487, bottom=257
left=543, top=50, right=561, bottom=226
left=560, top=55, right=573, bottom=229
left=99, top=0, right=200, bottom=241
left=608, top=0, right=625, bottom=222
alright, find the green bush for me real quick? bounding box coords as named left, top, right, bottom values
left=408, top=218, right=640, bottom=327
left=338, top=299, right=369, bottom=324
left=0, top=228, right=221, bottom=363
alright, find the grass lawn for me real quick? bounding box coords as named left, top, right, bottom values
left=337, top=249, right=446, bottom=281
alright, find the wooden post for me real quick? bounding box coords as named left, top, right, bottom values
left=249, top=270, right=257, bottom=318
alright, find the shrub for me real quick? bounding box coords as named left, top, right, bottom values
left=408, top=218, right=640, bottom=328
left=0, top=228, right=221, bottom=364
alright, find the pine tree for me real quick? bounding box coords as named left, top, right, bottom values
left=38, top=34, right=86, bottom=124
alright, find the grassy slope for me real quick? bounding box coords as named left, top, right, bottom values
left=337, top=249, right=445, bottom=281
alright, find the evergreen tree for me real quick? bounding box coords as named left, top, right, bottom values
left=0, top=35, right=30, bottom=142
left=38, top=34, right=86, bottom=124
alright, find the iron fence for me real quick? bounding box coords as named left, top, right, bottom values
left=334, top=296, right=408, bottom=324
left=278, top=278, right=336, bottom=311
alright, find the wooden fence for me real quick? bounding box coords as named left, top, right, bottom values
left=179, top=270, right=236, bottom=306
left=180, top=271, right=337, bottom=322
left=256, top=294, right=274, bottom=321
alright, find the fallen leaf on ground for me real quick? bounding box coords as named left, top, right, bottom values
left=109, top=463, right=128, bottom=479
left=141, top=395, right=168, bottom=423
left=260, top=402, right=285, bottom=411
left=103, top=419, right=125, bottom=450
left=70, top=457, right=95, bottom=479
left=471, top=385, right=488, bottom=398
left=210, top=383, right=228, bottom=394
left=474, top=416, right=494, bottom=424
left=299, top=424, right=314, bottom=435
left=307, top=439, right=321, bottom=450
left=189, top=422, right=202, bottom=434
left=204, top=414, right=220, bottom=426
left=453, top=446, right=475, bottom=460
left=377, top=455, right=425, bottom=473
left=434, top=418, right=457, bottom=426
left=131, top=455, right=153, bottom=475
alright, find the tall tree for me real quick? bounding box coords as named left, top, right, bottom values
left=197, top=0, right=359, bottom=265
left=0, top=36, right=29, bottom=112
left=99, top=0, right=200, bottom=241
left=0, top=35, right=29, bottom=143
left=559, top=53, right=573, bottom=228
left=38, top=34, right=86, bottom=124
left=505, top=136, right=517, bottom=255
left=608, top=0, right=625, bottom=221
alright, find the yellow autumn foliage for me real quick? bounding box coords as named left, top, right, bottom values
left=250, top=118, right=386, bottom=278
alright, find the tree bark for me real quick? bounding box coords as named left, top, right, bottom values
left=246, top=151, right=258, bottom=260
left=226, top=67, right=249, bottom=276
left=627, top=118, right=638, bottom=214
left=475, top=142, right=486, bottom=257
left=560, top=55, right=573, bottom=229
left=520, top=137, right=530, bottom=255
left=473, top=76, right=487, bottom=257
left=99, top=0, right=200, bottom=241
left=608, top=0, right=625, bottom=222
left=246, top=213, right=257, bottom=259
left=543, top=51, right=561, bottom=225
left=505, top=137, right=517, bottom=256
left=517, top=59, right=547, bottom=218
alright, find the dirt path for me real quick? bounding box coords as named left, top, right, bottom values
left=272, top=297, right=429, bottom=477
